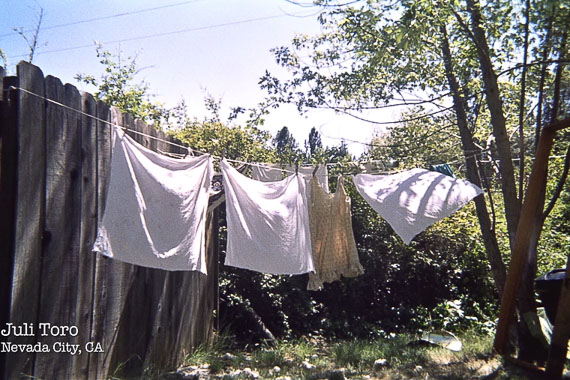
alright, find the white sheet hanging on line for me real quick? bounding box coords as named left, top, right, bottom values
left=252, top=163, right=330, bottom=193
left=93, top=127, right=213, bottom=272
left=222, top=159, right=314, bottom=275
left=353, top=168, right=483, bottom=244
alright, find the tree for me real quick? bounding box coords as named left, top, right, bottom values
left=75, top=44, right=170, bottom=125
left=13, top=7, right=45, bottom=63
left=261, top=0, right=569, bottom=362
left=305, top=126, right=323, bottom=157
left=274, top=126, right=302, bottom=164
left=173, top=114, right=277, bottom=164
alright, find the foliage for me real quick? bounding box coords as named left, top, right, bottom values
left=172, top=95, right=277, bottom=164
left=74, top=3, right=568, bottom=360
left=273, top=126, right=302, bottom=163
left=364, top=109, right=463, bottom=169
left=0, top=48, right=6, bottom=70
left=211, top=127, right=499, bottom=344
left=75, top=44, right=171, bottom=125
left=255, top=0, right=569, bottom=360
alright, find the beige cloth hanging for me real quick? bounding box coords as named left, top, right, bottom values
left=307, top=175, right=364, bottom=290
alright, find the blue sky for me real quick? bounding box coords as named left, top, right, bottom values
left=1, top=0, right=392, bottom=156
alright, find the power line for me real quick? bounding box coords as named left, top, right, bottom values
left=0, top=0, right=204, bottom=39
left=8, top=13, right=290, bottom=59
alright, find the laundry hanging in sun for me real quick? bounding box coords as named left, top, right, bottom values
left=93, top=127, right=213, bottom=272
left=353, top=168, right=483, bottom=244
left=307, top=175, right=364, bottom=291
left=222, top=159, right=315, bottom=275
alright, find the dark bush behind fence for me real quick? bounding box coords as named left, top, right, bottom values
left=0, top=62, right=218, bottom=379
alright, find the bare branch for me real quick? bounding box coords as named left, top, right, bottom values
left=542, top=144, right=570, bottom=221
left=330, top=104, right=454, bottom=125
left=13, top=7, right=44, bottom=63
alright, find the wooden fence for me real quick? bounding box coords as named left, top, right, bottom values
left=0, top=62, right=219, bottom=379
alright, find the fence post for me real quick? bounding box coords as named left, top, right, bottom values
left=0, top=66, right=17, bottom=380
left=5, top=62, right=47, bottom=379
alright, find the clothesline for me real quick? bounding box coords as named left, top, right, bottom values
left=95, top=128, right=485, bottom=279
left=10, top=85, right=399, bottom=175
left=10, top=86, right=301, bottom=174
left=10, top=85, right=532, bottom=177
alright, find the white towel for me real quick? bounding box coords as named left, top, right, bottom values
left=222, top=160, right=314, bottom=274
left=353, top=169, right=483, bottom=244
left=93, top=127, right=213, bottom=272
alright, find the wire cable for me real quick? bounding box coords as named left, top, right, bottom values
left=0, top=1, right=204, bottom=39
left=8, top=13, right=296, bottom=59
left=8, top=86, right=300, bottom=174
left=12, top=86, right=192, bottom=151
left=13, top=85, right=547, bottom=178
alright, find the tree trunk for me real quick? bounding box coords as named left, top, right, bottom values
left=463, top=0, right=550, bottom=361
left=439, top=25, right=506, bottom=295
left=465, top=0, right=521, bottom=247
left=518, top=27, right=569, bottom=363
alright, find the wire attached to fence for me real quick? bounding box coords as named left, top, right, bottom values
left=11, top=85, right=193, bottom=152
left=11, top=85, right=536, bottom=177
left=8, top=86, right=302, bottom=174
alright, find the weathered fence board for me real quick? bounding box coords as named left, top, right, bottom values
left=88, top=106, right=136, bottom=378
left=7, top=63, right=47, bottom=379
left=86, top=99, right=111, bottom=380
left=34, top=77, right=83, bottom=379
left=0, top=69, right=16, bottom=380
left=0, top=62, right=218, bottom=380
left=73, top=92, right=98, bottom=379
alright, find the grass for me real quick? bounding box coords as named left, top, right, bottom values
left=134, top=330, right=567, bottom=379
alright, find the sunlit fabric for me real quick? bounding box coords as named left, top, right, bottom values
left=353, top=169, right=483, bottom=244
left=222, top=159, right=314, bottom=275
left=307, top=176, right=363, bottom=291
left=93, top=127, right=213, bottom=272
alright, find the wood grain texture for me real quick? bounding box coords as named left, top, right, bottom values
left=7, top=62, right=46, bottom=380
left=0, top=71, right=17, bottom=380
left=72, top=92, right=98, bottom=379
left=34, top=77, right=83, bottom=379
left=89, top=106, right=138, bottom=379
left=2, top=63, right=217, bottom=380
left=494, top=126, right=556, bottom=356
